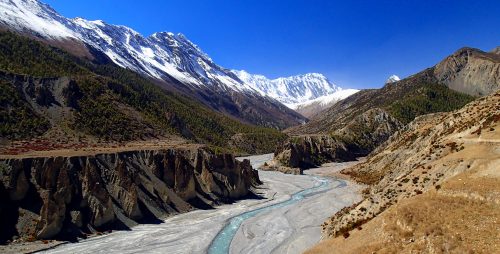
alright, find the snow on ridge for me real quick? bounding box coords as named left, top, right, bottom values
left=232, top=69, right=343, bottom=106
left=0, top=0, right=346, bottom=110
left=0, top=0, right=77, bottom=39
left=386, top=75, right=401, bottom=84
left=286, top=89, right=360, bottom=110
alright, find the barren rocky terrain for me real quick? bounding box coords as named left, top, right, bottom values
left=308, top=90, right=500, bottom=253
left=0, top=143, right=261, bottom=248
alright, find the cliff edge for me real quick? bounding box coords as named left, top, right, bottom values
left=0, top=147, right=260, bottom=243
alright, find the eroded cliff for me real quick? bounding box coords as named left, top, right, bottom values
left=0, top=147, right=260, bottom=243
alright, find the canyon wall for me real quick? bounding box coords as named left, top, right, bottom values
left=0, top=148, right=260, bottom=242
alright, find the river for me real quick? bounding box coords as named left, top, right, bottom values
left=42, top=154, right=362, bottom=254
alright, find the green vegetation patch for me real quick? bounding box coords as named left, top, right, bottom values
left=0, top=32, right=88, bottom=77
left=0, top=81, right=50, bottom=139
left=387, top=83, right=475, bottom=124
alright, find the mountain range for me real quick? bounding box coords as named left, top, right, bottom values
left=0, top=0, right=499, bottom=252
left=288, top=46, right=500, bottom=135
left=269, top=46, right=499, bottom=175
left=233, top=70, right=359, bottom=117
left=2, top=0, right=498, bottom=153
left=0, top=0, right=360, bottom=126
left=0, top=30, right=294, bottom=154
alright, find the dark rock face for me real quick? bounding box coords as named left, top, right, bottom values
left=0, top=148, right=259, bottom=242
left=273, top=136, right=355, bottom=171
left=269, top=108, right=402, bottom=174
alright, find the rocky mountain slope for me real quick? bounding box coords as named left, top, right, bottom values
left=288, top=68, right=477, bottom=136
left=262, top=108, right=402, bottom=174
left=308, top=89, right=500, bottom=254
left=233, top=70, right=359, bottom=117
left=271, top=68, right=474, bottom=173
left=0, top=31, right=286, bottom=155
left=271, top=47, right=498, bottom=175
left=492, top=46, right=500, bottom=55
left=289, top=46, right=499, bottom=136
left=0, top=147, right=260, bottom=243
left=0, top=0, right=305, bottom=129
left=434, top=47, right=500, bottom=96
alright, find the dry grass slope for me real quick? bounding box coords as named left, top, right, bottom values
left=307, top=90, right=500, bottom=253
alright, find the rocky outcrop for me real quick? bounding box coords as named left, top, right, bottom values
left=259, top=162, right=303, bottom=175
left=263, top=136, right=354, bottom=174
left=434, top=47, right=500, bottom=96
left=267, top=108, right=402, bottom=174
left=0, top=147, right=259, bottom=243
left=492, top=46, right=500, bottom=55
left=333, top=108, right=403, bottom=154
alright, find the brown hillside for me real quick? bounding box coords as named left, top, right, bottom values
left=308, top=90, right=500, bottom=253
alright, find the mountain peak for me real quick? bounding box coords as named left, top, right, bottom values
left=275, top=72, right=328, bottom=82
left=233, top=70, right=342, bottom=106
left=292, top=72, right=327, bottom=79
left=435, top=46, right=500, bottom=96
left=0, top=0, right=77, bottom=39
left=386, top=75, right=401, bottom=84
left=0, top=0, right=307, bottom=128
left=455, top=46, right=478, bottom=54
left=90, top=20, right=105, bottom=26
left=304, top=73, right=327, bottom=78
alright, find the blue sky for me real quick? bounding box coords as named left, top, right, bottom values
left=44, top=0, right=500, bottom=89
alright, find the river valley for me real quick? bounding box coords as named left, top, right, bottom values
left=41, top=154, right=363, bottom=254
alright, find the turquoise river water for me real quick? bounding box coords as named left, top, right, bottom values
left=207, top=176, right=331, bottom=254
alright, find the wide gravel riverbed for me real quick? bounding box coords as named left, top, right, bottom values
left=42, top=154, right=362, bottom=254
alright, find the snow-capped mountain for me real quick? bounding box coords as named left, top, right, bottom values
left=233, top=70, right=359, bottom=117
left=0, top=0, right=305, bottom=128
left=233, top=70, right=341, bottom=106
left=386, top=75, right=401, bottom=84
left=0, top=0, right=255, bottom=92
